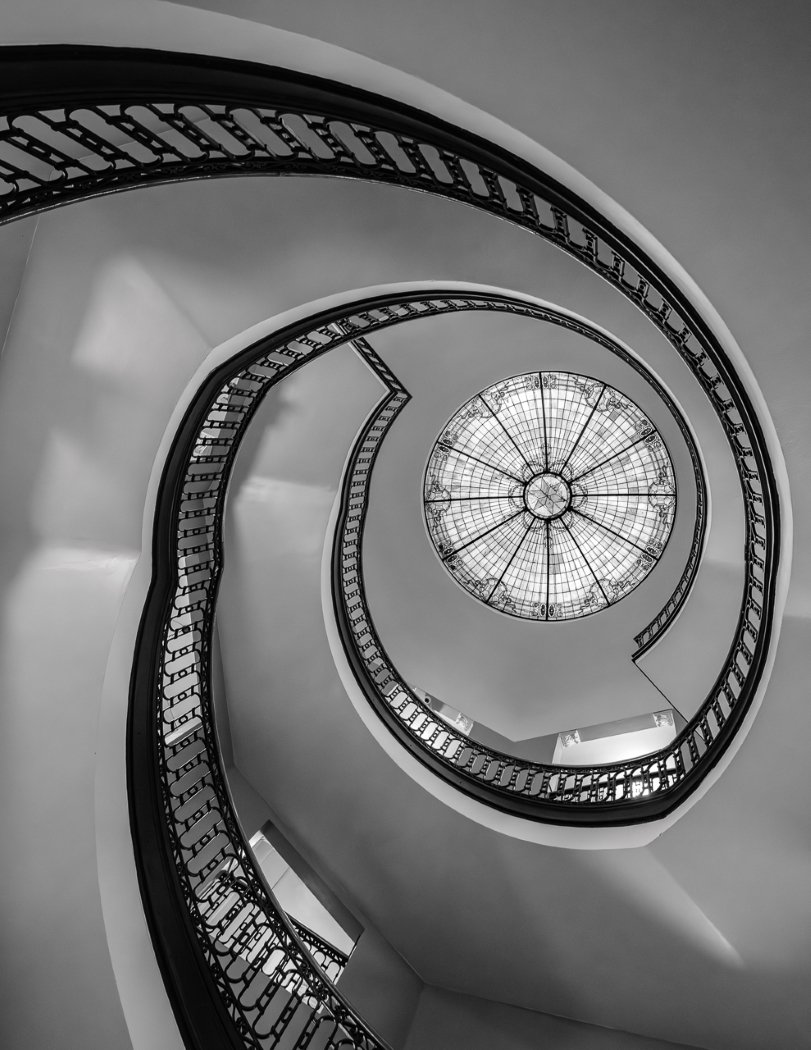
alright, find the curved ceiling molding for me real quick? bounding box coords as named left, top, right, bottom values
left=2, top=46, right=788, bottom=1050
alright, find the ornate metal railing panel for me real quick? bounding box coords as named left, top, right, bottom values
left=288, top=919, right=350, bottom=986
left=193, top=863, right=358, bottom=1048
left=0, top=46, right=780, bottom=1050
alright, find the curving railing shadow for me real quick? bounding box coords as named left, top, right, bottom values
left=0, top=45, right=780, bottom=1050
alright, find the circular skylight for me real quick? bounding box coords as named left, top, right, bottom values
left=423, top=372, right=676, bottom=620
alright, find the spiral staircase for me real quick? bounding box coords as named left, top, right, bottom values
left=0, top=4, right=808, bottom=1050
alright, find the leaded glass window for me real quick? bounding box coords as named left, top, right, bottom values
left=423, top=372, right=676, bottom=620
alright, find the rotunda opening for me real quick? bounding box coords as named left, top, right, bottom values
left=423, top=371, right=676, bottom=620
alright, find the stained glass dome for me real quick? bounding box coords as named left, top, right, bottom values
left=423, top=372, right=676, bottom=620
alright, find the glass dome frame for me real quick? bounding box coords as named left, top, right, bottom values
left=423, top=371, right=678, bottom=621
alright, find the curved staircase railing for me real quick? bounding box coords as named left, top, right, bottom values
left=0, top=46, right=781, bottom=1050
left=333, top=309, right=708, bottom=824
left=129, top=285, right=773, bottom=1046
left=287, top=918, right=350, bottom=986
left=0, top=44, right=765, bottom=663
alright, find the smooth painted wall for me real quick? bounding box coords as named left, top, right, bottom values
left=337, top=928, right=423, bottom=1050
left=405, top=987, right=701, bottom=1050
left=0, top=538, right=137, bottom=1050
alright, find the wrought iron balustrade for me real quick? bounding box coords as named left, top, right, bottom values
left=287, top=919, right=350, bottom=986
left=0, top=43, right=715, bottom=655
left=0, top=46, right=780, bottom=1050
left=126, top=282, right=774, bottom=1045
left=333, top=313, right=708, bottom=819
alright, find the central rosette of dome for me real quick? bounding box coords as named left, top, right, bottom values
left=524, top=472, right=571, bottom=519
